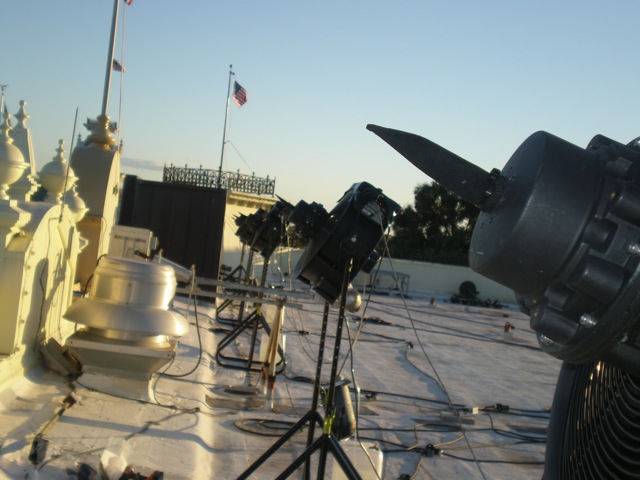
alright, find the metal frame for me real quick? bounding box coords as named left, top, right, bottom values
left=214, top=260, right=284, bottom=373
left=163, top=164, right=276, bottom=196
left=237, top=260, right=362, bottom=480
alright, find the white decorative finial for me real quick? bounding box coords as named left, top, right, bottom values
left=7, top=99, right=40, bottom=201
left=65, top=185, right=89, bottom=223
left=86, top=114, right=115, bottom=147
left=38, top=139, right=77, bottom=204
left=1, top=111, right=11, bottom=140
left=0, top=112, right=28, bottom=200
left=13, top=100, right=29, bottom=130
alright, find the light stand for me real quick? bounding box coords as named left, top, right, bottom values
left=216, top=246, right=253, bottom=325
left=222, top=243, right=248, bottom=282
left=236, top=183, right=397, bottom=478
left=216, top=202, right=292, bottom=372
left=262, top=295, right=287, bottom=390
left=216, top=249, right=285, bottom=373
left=237, top=259, right=362, bottom=480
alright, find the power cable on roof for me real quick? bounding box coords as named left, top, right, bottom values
left=379, top=231, right=489, bottom=480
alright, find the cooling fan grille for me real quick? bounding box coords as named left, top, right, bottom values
left=550, top=361, right=640, bottom=479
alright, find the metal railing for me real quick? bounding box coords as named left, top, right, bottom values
left=162, top=165, right=276, bottom=196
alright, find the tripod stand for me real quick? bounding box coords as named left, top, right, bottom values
left=216, top=247, right=253, bottom=325
left=216, top=252, right=286, bottom=373
left=237, top=259, right=362, bottom=480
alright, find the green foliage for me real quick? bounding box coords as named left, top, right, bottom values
left=284, top=224, right=308, bottom=249
left=387, top=182, right=480, bottom=265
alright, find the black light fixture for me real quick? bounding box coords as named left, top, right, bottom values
left=239, top=183, right=398, bottom=480
left=288, top=181, right=399, bottom=303
left=219, top=200, right=295, bottom=372
left=367, top=123, right=640, bottom=480
left=234, top=200, right=293, bottom=259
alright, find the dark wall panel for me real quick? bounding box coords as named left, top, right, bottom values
left=119, top=176, right=226, bottom=279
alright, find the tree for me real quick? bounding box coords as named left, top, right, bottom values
left=387, top=182, right=480, bottom=265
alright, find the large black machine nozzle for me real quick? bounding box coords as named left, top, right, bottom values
left=368, top=124, right=640, bottom=376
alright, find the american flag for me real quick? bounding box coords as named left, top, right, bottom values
left=113, top=59, right=126, bottom=73
left=232, top=81, right=248, bottom=108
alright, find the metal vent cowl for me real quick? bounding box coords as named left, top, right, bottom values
left=64, top=256, right=189, bottom=343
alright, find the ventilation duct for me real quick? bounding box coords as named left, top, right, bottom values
left=64, top=256, right=189, bottom=376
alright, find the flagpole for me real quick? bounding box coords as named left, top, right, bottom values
left=101, top=0, right=120, bottom=117
left=217, top=64, right=234, bottom=189
left=0, top=85, right=7, bottom=118
left=116, top=0, right=128, bottom=150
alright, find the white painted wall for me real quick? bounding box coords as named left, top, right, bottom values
left=0, top=202, right=80, bottom=389
left=260, top=248, right=517, bottom=303
left=219, top=192, right=276, bottom=273
left=354, top=257, right=517, bottom=302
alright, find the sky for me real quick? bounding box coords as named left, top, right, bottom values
left=2, top=0, right=639, bottom=210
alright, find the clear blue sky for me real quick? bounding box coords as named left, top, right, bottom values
left=3, top=1, right=639, bottom=209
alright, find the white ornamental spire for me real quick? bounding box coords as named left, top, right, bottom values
left=0, top=112, right=28, bottom=201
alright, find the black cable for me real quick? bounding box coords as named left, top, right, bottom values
left=367, top=298, right=538, bottom=340
left=343, top=314, right=384, bottom=480
left=356, top=424, right=462, bottom=434
left=283, top=372, right=314, bottom=384
left=442, top=452, right=545, bottom=465
left=359, top=388, right=466, bottom=409
left=282, top=360, right=550, bottom=428
left=352, top=422, right=546, bottom=446
left=353, top=309, right=541, bottom=352
left=81, top=253, right=108, bottom=297
left=162, top=295, right=203, bottom=378
left=73, top=377, right=193, bottom=411
left=233, top=418, right=299, bottom=437
left=480, top=406, right=550, bottom=420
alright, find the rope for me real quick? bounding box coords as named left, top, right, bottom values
left=116, top=2, right=127, bottom=150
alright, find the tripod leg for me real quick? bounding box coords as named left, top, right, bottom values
left=215, top=310, right=263, bottom=369
left=246, top=305, right=262, bottom=371
left=217, top=257, right=286, bottom=371
left=246, top=255, right=271, bottom=371
left=275, top=432, right=362, bottom=480
left=216, top=310, right=259, bottom=356
left=327, top=434, right=363, bottom=480
left=317, top=435, right=330, bottom=479
left=314, top=261, right=362, bottom=480
left=236, top=410, right=322, bottom=480
left=263, top=297, right=285, bottom=389
left=238, top=259, right=362, bottom=480
left=303, top=302, right=331, bottom=479
left=276, top=435, right=326, bottom=480
left=235, top=250, right=255, bottom=324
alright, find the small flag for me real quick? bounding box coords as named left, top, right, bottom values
left=232, top=81, right=248, bottom=108
left=113, top=59, right=126, bottom=73
left=3, top=105, right=11, bottom=126
left=124, top=0, right=133, bottom=5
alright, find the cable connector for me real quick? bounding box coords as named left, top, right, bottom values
left=365, top=391, right=379, bottom=401
left=440, top=410, right=476, bottom=425
left=495, top=403, right=510, bottom=412
left=424, top=444, right=444, bottom=457
left=459, top=406, right=479, bottom=415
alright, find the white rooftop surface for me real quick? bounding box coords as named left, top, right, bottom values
left=0, top=283, right=561, bottom=479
